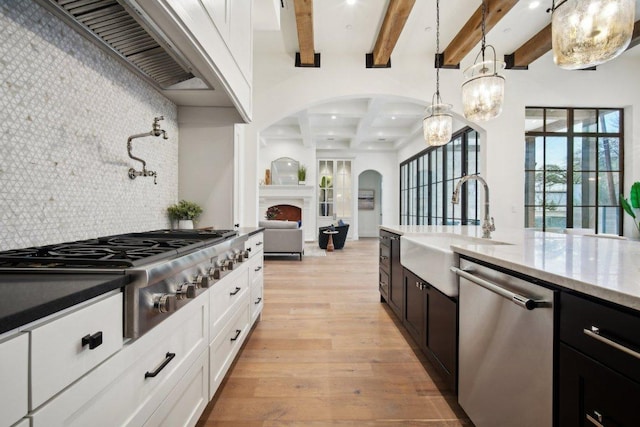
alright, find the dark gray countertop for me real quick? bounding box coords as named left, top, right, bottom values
left=0, top=273, right=130, bottom=335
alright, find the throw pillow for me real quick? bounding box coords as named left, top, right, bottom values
left=338, top=219, right=345, bottom=226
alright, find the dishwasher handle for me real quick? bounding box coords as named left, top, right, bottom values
left=451, top=266, right=545, bottom=310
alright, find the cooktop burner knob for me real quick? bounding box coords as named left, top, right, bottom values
left=210, top=267, right=222, bottom=280
left=154, top=294, right=176, bottom=313
left=195, top=274, right=211, bottom=288
left=177, top=283, right=196, bottom=299
left=224, top=259, right=235, bottom=270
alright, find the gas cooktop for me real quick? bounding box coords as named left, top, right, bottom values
left=0, top=229, right=238, bottom=269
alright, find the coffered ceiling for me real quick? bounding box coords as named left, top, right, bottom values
left=257, top=0, right=640, bottom=152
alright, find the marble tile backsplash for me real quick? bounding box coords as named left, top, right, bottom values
left=0, top=1, right=179, bottom=251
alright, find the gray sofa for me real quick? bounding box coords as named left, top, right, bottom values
left=259, top=220, right=304, bottom=260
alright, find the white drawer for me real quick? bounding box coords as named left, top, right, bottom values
left=247, top=254, right=263, bottom=284
left=210, top=266, right=249, bottom=342
left=30, top=294, right=208, bottom=427
left=29, top=292, right=123, bottom=409
left=0, top=333, right=28, bottom=427
left=245, top=232, right=264, bottom=257
left=144, top=350, right=209, bottom=427
left=209, top=303, right=250, bottom=399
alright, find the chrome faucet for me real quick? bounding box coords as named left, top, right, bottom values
left=451, top=175, right=495, bottom=239
left=127, top=116, right=169, bottom=185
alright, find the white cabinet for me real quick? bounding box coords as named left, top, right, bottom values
left=30, top=292, right=208, bottom=427
left=318, top=159, right=353, bottom=229
left=135, top=0, right=253, bottom=120
left=29, top=292, right=123, bottom=409
left=248, top=254, right=264, bottom=323
left=209, top=265, right=249, bottom=342
left=0, top=332, right=28, bottom=427
left=144, top=350, right=209, bottom=427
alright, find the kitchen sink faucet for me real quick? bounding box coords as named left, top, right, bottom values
left=127, top=116, right=168, bottom=184
left=451, top=175, right=495, bottom=239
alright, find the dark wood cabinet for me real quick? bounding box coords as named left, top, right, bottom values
left=558, top=292, right=640, bottom=426
left=403, top=267, right=457, bottom=392
left=379, top=230, right=403, bottom=320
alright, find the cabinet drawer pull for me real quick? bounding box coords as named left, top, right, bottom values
left=586, top=411, right=604, bottom=427
left=255, top=241, right=263, bottom=246
left=254, top=266, right=262, bottom=272
left=230, top=329, right=242, bottom=341
left=583, top=326, right=640, bottom=360
left=144, top=352, right=176, bottom=378
left=380, top=255, right=389, bottom=261
left=81, top=331, right=103, bottom=350
left=255, top=297, right=262, bottom=305
left=230, top=286, right=241, bottom=296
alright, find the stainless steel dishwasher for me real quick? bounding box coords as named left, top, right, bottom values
left=452, top=259, right=557, bottom=427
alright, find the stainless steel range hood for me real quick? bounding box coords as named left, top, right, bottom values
left=34, top=0, right=197, bottom=90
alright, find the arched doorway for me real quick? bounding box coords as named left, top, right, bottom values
left=358, top=170, right=382, bottom=237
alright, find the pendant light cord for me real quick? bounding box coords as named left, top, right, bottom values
left=481, top=0, right=486, bottom=62
left=435, top=0, right=441, bottom=103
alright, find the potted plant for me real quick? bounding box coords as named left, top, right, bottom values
left=620, top=181, right=640, bottom=235
left=265, top=206, right=281, bottom=220
left=167, top=200, right=203, bottom=229
left=298, top=165, right=307, bottom=185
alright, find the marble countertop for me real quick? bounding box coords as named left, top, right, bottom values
left=380, top=225, right=640, bottom=311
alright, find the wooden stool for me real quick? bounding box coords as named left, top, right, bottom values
left=323, top=230, right=339, bottom=252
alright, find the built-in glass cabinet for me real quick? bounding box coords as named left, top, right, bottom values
left=318, top=159, right=352, bottom=227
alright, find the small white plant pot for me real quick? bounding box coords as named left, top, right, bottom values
left=178, top=219, right=194, bottom=229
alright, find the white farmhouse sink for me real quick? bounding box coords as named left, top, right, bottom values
left=400, top=233, right=510, bottom=297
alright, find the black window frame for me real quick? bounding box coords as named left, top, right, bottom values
left=524, top=106, right=624, bottom=234
left=400, top=127, right=480, bottom=226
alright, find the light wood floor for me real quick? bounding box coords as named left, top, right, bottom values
left=196, top=238, right=471, bottom=426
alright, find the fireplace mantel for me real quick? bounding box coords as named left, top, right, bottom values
left=259, top=185, right=315, bottom=241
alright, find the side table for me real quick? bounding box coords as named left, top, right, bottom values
left=323, top=230, right=339, bottom=252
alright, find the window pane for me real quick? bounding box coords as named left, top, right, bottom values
left=524, top=136, right=537, bottom=170
left=436, top=181, right=442, bottom=223
left=573, top=172, right=596, bottom=206
left=545, top=205, right=566, bottom=230
left=598, top=137, right=619, bottom=171
left=573, top=109, right=597, bottom=133
left=466, top=180, right=478, bottom=224
left=573, top=207, right=595, bottom=230
left=599, top=109, right=620, bottom=133
left=435, top=148, right=443, bottom=181
left=546, top=137, right=567, bottom=169
left=453, top=137, right=462, bottom=178
left=525, top=206, right=542, bottom=228
left=598, top=172, right=619, bottom=205
left=573, top=137, right=596, bottom=171
left=525, top=108, right=544, bottom=132
left=546, top=109, right=568, bottom=132
left=524, top=171, right=537, bottom=206
left=468, top=131, right=479, bottom=175
left=598, top=207, right=620, bottom=234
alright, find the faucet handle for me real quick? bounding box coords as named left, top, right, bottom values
left=490, top=217, right=495, bottom=231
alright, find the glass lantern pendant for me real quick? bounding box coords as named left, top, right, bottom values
left=423, top=100, right=453, bottom=147
left=551, top=0, right=635, bottom=70
left=461, top=52, right=506, bottom=122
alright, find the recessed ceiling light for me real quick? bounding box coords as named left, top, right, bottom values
left=331, top=115, right=337, bottom=119
left=424, top=26, right=432, bottom=32
left=529, top=1, right=540, bottom=9
left=503, top=27, right=512, bottom=33
left=391, top=116, right=396, bottom=120
left=345, top=24, right=353, bottom=31
left=346, top=0, right=356, bottom=5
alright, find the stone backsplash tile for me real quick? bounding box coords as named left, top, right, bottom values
left=0, top=1, right=179, bottom=250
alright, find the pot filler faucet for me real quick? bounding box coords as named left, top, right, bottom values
left=127, top=116, right=168, bottom=184
left=451, top=175, right=495, bottom=239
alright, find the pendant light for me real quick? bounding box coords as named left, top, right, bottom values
left=550, top=0, right=635, bottom=70
left=461, top=0, right=505, bottom=122
left=423, top=0, right=453, bottom=146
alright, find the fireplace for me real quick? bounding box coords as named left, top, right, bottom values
left=259, top=185, right=314, bottom=241
left=268, top=204, right=302, bottom=222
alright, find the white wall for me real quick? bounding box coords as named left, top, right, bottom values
left=358, top=170, right=382, bottom=237
left=245, top=44, right=640, bottom=236
left=178, top=107, right=243, bottom=229
left=0, top=2, right=178, bottom=250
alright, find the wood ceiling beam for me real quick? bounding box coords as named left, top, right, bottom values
left=293, top=0, right=319, bottom=67
left=506, top=19, right=640, bottom=69
left=368, top=0, right=416, bottom=68
left=441, top=0, right=518, bottom=68
left=505, top=23, right=551, bottom=69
